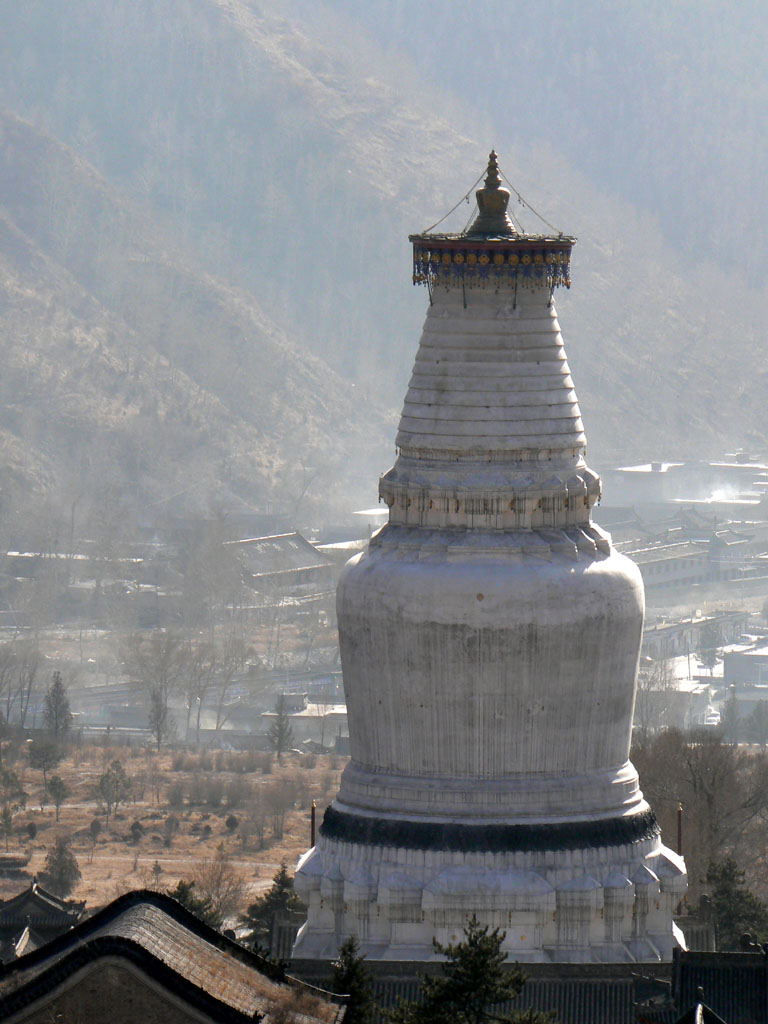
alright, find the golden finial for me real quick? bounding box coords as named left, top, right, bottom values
left=468, top=150, right=515, bottom=237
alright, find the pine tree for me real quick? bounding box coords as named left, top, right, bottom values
left=148, top=684, right=171, bottom=751
left=47, top=774, right=70, bottom=821
left=98, top=759, right=131, bottom=823
left=168, top=879, right=221, bottom=929
left=267, top=694, right=294, bottom=763
left=28, top=738, right=62, bottom=788
left=706, top=858, right=768, bottom=950
left=0, top=769, right=26, bottom=850
left=239, top=862, right=305, bottom=949
left=329, top=936, right=375, bottom=1024
left=390, top=915, right=555, bottom=1024
left=40, top=834, right=81, bottom=897
left=44, top=671, right=72, bottom=738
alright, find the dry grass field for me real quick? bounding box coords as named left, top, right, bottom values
left=0, top=743, right=346, bottom=916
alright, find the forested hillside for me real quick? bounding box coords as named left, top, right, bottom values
left=0, top=0, right=765, bottom=532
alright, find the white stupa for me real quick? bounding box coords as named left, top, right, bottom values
left=293, top=153, right=686, bottom=962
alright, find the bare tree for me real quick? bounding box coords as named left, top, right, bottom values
left=213, top=632, right=248, bottom=733
left=192, top=845, right=247, bottom=924
left=0, top=645, right=18, bottom=722
left=264, top=779, right=295, bottom=840
left=633, top=728, right=768, bottom=899
left=634, top=657, right=674, bottom=741
left=5, top=639, right=42, bottom=728
left=122, top=630, right=186, bottom=749
left=747, top=701, right=768, bottom=750
left=182, top=640, right=216, bottom=745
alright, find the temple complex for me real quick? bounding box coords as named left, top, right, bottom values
left=294, top=153, right=687, bottom=962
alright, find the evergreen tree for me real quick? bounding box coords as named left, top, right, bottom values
left=267, top=694, right=294, bottom=763
left=168, top=879, right=222, bottom=929
left=390, top=915, right=555, bottom=1024
left=0, top=769, right=26, bottom=850
left=148, top=684, right=171, bottom=751
left=0, top=806, right=13, bottom=852
left=47, top=774, right=70, bottom=821
left=239, top=862, right=305, bottom=949
left=706, top=858, right=768, bottom=950
left=329, top=936, right=375, bottom=1024
left=28, top=738, right=62, bottom=788
left=44, top=671, right=72, bottom=738
left=40, top=834, right=81, bottom=897
left=98, top=759, right=131, bottom=822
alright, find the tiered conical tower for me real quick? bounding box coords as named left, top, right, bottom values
left=294, top=154, right=686, bottom=962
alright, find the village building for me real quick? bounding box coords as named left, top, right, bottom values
left=233, top=533, right=335, bottom=602
left=262, top=695, right=348, bottom=749
left=642, top=611, right=750, bottom=661
left=293, top=153, right=686, bottom=961
left=0, top=882, right=86, bottom=960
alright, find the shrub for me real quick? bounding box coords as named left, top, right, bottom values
left=167, top=781, right=185, bottom=809
left=204, top=777, right=223, bottom=808
left=164, top=814, right=179, bottom=848
left=225, top=777, right=251, bottom=809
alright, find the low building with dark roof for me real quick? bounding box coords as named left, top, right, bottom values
left=0, top=881, right=86, bottom=950
left=0, top=926, right=32, bottom=966
left=0, top=889, right=345, bottom=1024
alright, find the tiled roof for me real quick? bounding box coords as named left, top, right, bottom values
left=675, top=951, right=767, bottom=1024
left=230, top=533, right=332, bottom=577
left=0, top=882, right=85, bottom=927
left=0, top=890, right=343, bottom=1024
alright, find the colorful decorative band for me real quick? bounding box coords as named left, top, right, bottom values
left=320, top=805, right=659, bottom=853
left=412, top=242, right=572, bottom=289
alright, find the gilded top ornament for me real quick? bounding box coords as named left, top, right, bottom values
left=468, top=150, right=515, bottom=237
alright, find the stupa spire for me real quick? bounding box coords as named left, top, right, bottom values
left=468, top=149, right=516, bottom=237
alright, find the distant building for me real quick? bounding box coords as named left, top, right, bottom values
left=0, top=882, right=85, bottom=957
left=602, top=457, right=768, bottom=511
left=262, top=700, right=348, bottom=748
left=642, top=611, right=749, bottom=660
left=723, top=645, right=768, bottom=686
left=232, top=532, right=335, bottom=605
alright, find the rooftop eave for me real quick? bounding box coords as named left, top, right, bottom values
left=409, top=232, right=576, bottom=247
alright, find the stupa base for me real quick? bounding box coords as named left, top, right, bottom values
left=293, top=807, right=687, bottom=963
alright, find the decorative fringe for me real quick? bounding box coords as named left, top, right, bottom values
left=412, top=241, right=572, bottom=290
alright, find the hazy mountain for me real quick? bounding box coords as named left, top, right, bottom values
left=0, top=106, right=391, bottom=535
left=0, top=0, right=764, bottom=531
